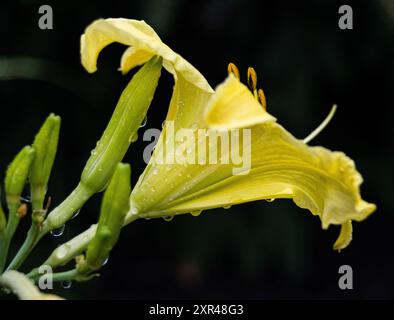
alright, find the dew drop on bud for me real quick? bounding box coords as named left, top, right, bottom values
left=71, top=209, right=81, bottom=220
left=163, top=215, right=174, bottom=222
left=50, top=224, right=65, bottom=237
left=140, top=116, right=147, bottom=128
left=102, top=257, right=109, bottom=266
left=20, top=196, right=31, bottom=203
left=129, top=133, right=138, bottom=143
left=223, top=205, right=232, bottom=209
left=265, top=198, right=275, bottom=203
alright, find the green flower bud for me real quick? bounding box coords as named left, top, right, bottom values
left=30, top=113, right=61, bottom=211
left=5, top=146, right=35, bottom=208
left=85, top=163, right=131, bottom=271
left=81, top=56, right=162, bottom=193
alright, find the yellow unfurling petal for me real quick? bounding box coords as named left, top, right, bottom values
left=120, top=47, right=155, bottom=74
left=204, top=75, right=275, bottom=130
left=81, top=18, right=213, bottom=93
left=333, top=220, right=353, bottom=251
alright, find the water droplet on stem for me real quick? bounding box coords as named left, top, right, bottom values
left=61, top=280, right=72, bottom=289
left=50, top=225, right=65, bottom=237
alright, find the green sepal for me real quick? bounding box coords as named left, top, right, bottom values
left=81, top=56, right=162, bottom=193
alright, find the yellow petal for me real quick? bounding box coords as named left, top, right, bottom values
left=130, top=95, right=376, bottom=249
left=333, top=220, right=353, bottom=251
left=120, top=47, right=155, bottom=74
left=81, top=18, right=214, bottom=135
left=204, top=75, right=276, bottom=130
left=81, top=18, right=212, bottom=93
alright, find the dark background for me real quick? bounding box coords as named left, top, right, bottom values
left=0, top=0, right=393, bottom=299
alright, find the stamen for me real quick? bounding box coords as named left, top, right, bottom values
left=303, top=104, right=337, bottom=144
left=258, top=88, right=267, bottom=110
left=247, top=67, right=258, bottom=92
left=227, top=63, right=240, bottom=79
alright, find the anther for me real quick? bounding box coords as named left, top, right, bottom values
left=258, top=89, right=267, bottom=110
left=247, top=67, right=258, bottom=91
left=227, top=63, right=240, bottom=79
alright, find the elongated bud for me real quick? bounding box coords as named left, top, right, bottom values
left=83, top=163, right=131, bottom=271
left=30, top=114, right=61, bottom=210
left=81, top=56, right=162, bottom=193
left=5, top=146, right=35, bottom=208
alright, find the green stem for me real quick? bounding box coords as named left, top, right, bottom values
left=51, top=269, right=79, bottom=283
left=0, top=205, right=20, bottom=273
left=6, top=183, right=93, bottom=271
left=28, top=205, right=140, bottom=275
left=5, top=223, right=41, bottom=272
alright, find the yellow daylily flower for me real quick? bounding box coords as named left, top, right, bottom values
left=81, top=18, right=376, bottom=250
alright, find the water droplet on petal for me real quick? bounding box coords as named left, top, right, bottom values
left=265, top=198, right=275, bottom=203
left=129, top=133, right=138, bottom=143
left=163, top=215, right=174, bottom=222
left=140, top=116, right=147, bottom=128
left=150, top=186, right=157, bottom=192
left=223, top=205, right=232, bottom=209
left=61, top=280, right=72, bottom=289
left=102, top=257, right=109, bottom=266
left=190, top=122, right=198, bottom=130
left=144, top=217, right=151, bottom=220
left=50, top=225, right=65, bottom=237
left=190, top=210, right=202, bottom=217
left=90, top=149, right=97, bottom=156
